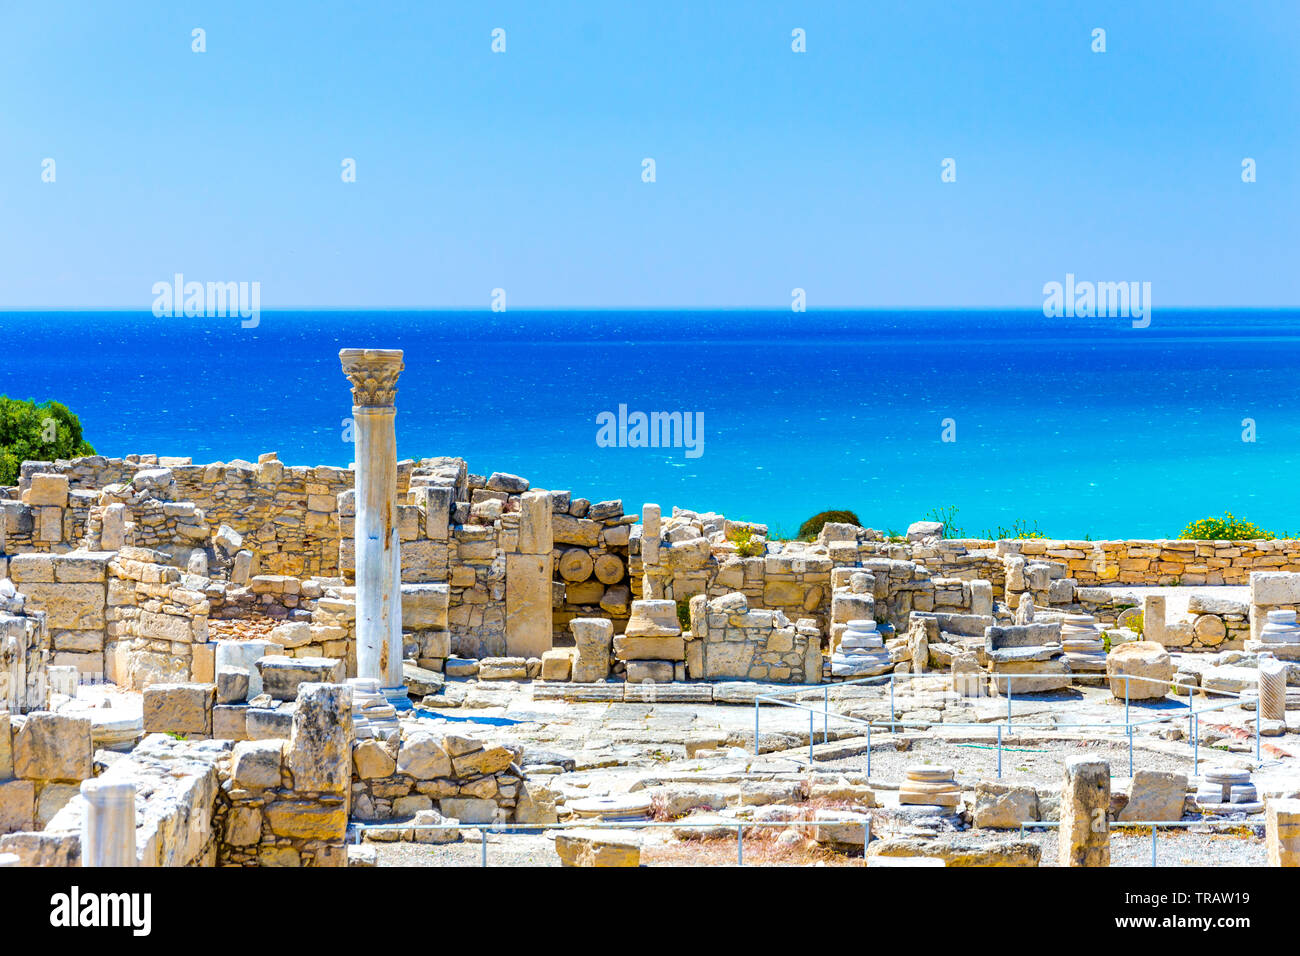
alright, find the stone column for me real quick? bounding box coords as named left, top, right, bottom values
left=80, top=779, right=136, bottom=867
left=340, top=348, right=407, bottom=710
left=1059, top=757, right=1110, bottom=867
left=1260, top=655, right=1288, bottom=721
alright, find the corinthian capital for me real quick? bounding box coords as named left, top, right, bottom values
left=340, top=348, right=404, bottom=407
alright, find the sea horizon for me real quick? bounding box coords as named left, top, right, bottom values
left=5, top=307, right=1299, bottom=539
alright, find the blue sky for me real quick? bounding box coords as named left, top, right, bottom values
left=1, top=0, right=1296, bottom=308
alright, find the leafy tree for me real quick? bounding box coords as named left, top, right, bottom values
left=0, top=396, right=96, bottom=485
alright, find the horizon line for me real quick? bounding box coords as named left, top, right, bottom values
left=4, top=305, right=1299, bottom=313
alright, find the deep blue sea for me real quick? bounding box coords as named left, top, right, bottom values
left=4, top=310, right=1299, bottom=539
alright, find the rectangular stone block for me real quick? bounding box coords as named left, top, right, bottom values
left=25, top=473, right=69, bottom=507
left=13, top=712, right=92, bottom=783
left=142, top=683, right=215, bottom=736
left=213, top=704, right=249, bottom=741
left=625, top=660, right=674, bottom=683
left=401, top=583, right=450, bottom=630
left=517, top=490, right=553, bottom=555
left=1267, top=798, right=1300, bottom=867
left=613, top=635, right=686, bottom=662
left=14, top=582, right=105, bottom=630
left=505, top=553, right=552, bottom=659
left=256, top=656, right=345, bottom=701
left=0, top=779, right=35, bottom=834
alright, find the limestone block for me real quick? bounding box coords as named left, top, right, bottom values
left=555, top=828, right=640, bottom=866
left=505, top=553, right=552, bottom=659
left=13, top=712, right=92, bottom=783
left=867, top=838, right=1038, bottom=867
left=478, top=657, right=528, bottom=680
left=1252, top=572, right=1300, bottom=607
left=1106, top=641, right=1172, bottom=700
left=973, top=782, right=1039, bottom=829
left=16, top=582, right=105, bottom=630
left=269, top=621, right=312, bottom=649
left=224, top=806, right=262, bottom=846
left=231, top=739, right=284, bottom=790
left=265, top=801, right=347, bottom=841
left=36, top=782, right=79, bottom=826
left=216, top=667, right=250, bottom=704
left=540, top=648, right=573, bottom=681
left=626, top=660, right=674, bottom=683
left=518, top=490, right=552, bottom=555
left=1267, top=798, right=1300, bottom=866
left=439, top=797, right=497, bottom=823
left=1059, top=757, right=1109, bottom=867
left=142, top=683, right=214, bottom=736
left=25, top=474, right=69, bottom=507
left=256, top=656, right=345, bottom=701
left=216, top=639, right=276, bottom=698
left=553, top=514, right=601, bottom=548
left=0, top=780, right=36, bottom=834
left=353, top=739, right=398, bottom=779
left=1118, top=770, right=1187, bottom=822
left=810, top=810, right=871, bottom=849
left=613, top=635, right=686, bottom=662
left=212, top=705, right=249, bottom=741
left=624, top=600, right=681, bottom=639
left=401, top=583, right=450, bottom=630
left=246, top=707, right=294, bottom=740
left=397, top=733, right=453, bottom=780
left=451, top=745, right=513, bottom=777
left=286, top=683, right=353, bottom=794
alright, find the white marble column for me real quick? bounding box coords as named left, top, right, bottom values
left=340, top=348, right=408, bottom=711
left=80, top=779, right=136, bottom=867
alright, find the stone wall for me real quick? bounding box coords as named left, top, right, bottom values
left=45, top=734, right=225, bottom=867
left=351, top=727, right=522, bottom=826
left=0, top=580, right=49, bottom=715
left=216, top=683, right=353, bottom=867
left=688, top=592, right=821, bottom=683
left=105, top=546, right=213, bottom=689
left=7, top=552, right=111, bottom=679
left=0, top=711, right=93, bottom=838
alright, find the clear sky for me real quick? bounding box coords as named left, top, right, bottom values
left=2, top=0, right=1296, bottom=309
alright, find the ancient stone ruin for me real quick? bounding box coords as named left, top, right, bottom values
left=2, top=349, right=1300, bottom=868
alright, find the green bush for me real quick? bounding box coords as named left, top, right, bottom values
left=797, top=509, right=861, bottom=541
left=0, top=396, right=95, bottom=485
left=1177, top=513, right=1276, bottom=541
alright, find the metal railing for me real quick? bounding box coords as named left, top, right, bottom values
left=752, top=671, right=1262, bottom=777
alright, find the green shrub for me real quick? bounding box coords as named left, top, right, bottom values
left=797, top=509, right=861, bottom=541
left=1178, top=513, right=1276, bottom=541
left=0, top=397, right=95, bottom=485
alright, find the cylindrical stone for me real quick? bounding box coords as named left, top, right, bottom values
left=80, top=779, right=136, bottom=867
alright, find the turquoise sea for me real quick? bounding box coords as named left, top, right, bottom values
left=4, top=309, right=1299, bottom=538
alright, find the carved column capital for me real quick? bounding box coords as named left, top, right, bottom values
left=340, top=348, right=404, bottom=407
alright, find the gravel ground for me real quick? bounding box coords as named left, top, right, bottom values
left=818, top=736, right=1209, bottom=788
left=369, top=824, right=1266, bottom=867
